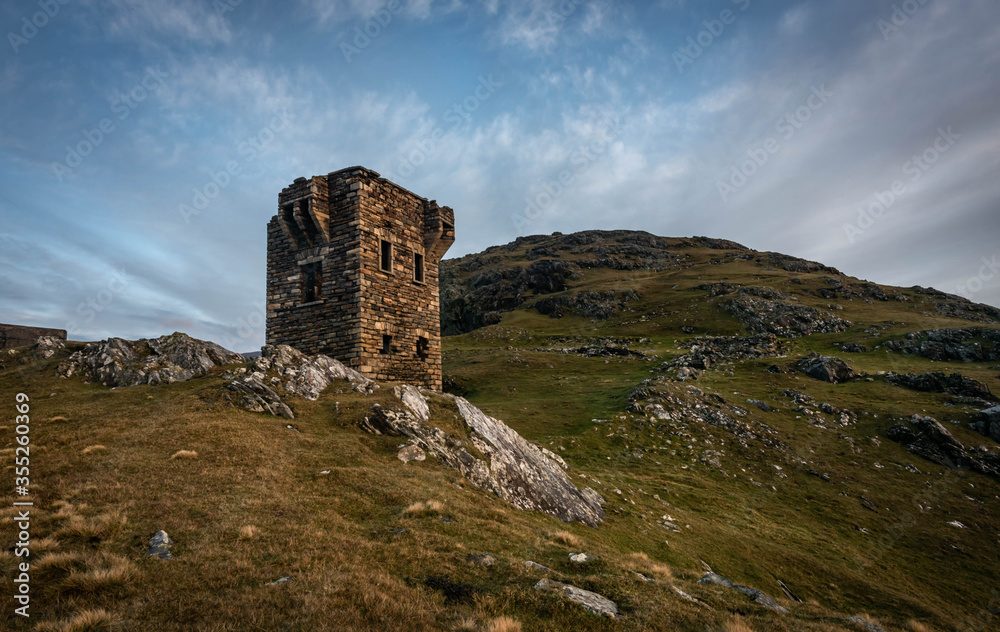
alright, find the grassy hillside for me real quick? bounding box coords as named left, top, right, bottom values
left=2, top=230, right=999, bottom=631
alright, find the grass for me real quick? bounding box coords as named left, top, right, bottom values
left=2, top=234, right=999, bottom=630
left=34, top=609, right=115, bottom=632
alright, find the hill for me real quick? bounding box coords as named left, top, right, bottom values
left=2, top=230, right=999, bottom=631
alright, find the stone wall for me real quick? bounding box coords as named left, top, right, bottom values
left=266, top=166, right=454, bottom=389
left=0, top=323, right=67, bottom=350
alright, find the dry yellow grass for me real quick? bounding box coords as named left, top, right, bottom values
left=56, top=511, right=127, bottom=542
left=49, top=416, right=70, bottom=422
left=35, top=608, right=115, bottom=632
left=454, top=616, right=478, bottom=631
left=60, top=556, right=137, bottom=594
left=81, top=444, right=106, bottom=454
left=33, top=536, right=61, bottom=554
left=403, top=500, right=444, bottom=515
left=170, top=449, right=198, bottom=460
left=549, top=530, right=582, bottom=548
left=34, top=551, right=87, bottom=575
left=625, top=551, right=673, bottom=581
left=239, top=525, right=259, bottom=539
left=725, top=616, right=754, bottom=632
left=906, top=622, right=931, bottom=632
left=484, top=616, right=522, bottom=632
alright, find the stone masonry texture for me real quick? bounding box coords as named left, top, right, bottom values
left=0, top=323, right=67, bottom=350
left=266, top=166, right=455, bottom=390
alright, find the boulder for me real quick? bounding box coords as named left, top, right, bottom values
left=698, top=572, right=788, bottom=614
left=534, top=578, right=618, bottom=618
left=846, top=616, right=887, bottom=632
left=887, top=415, right=1000, bottom=478
left=397, top=445, right=426, bottom=463
left=796, top=354, right=855, bottom=384
left=884, top=371, right=997, bottom=403
left=970, top=406, right=1000, bottom=443
left=147, top=530, right=174, bottom=560
left=360, top=389, right=606, bottom=527
left=32, top=336, right=66, bottom=359
left=58, top=332, right=244, bottom=387
left=222, top=345, right=375, bottom=418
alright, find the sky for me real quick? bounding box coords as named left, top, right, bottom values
left=1, top=0, right=999, bottom=352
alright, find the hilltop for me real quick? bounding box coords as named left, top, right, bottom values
left=2, top=230, right=1000, bottom=631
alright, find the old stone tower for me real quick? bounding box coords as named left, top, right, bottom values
left=266, top=166, right=455, bottom=389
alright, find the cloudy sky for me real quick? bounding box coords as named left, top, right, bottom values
left=1, top=0, right=998, bottom=351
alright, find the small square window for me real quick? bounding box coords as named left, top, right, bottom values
left=381, top=334, right=392, bottom=355
left=380, top=239, right=392, bottom=272
left=413, top=253, right=425, bottom=283
left=417, top=336, right=429, bottom=360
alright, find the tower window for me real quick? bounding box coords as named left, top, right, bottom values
left=300, top=262, right=323, bottom=303
left=413, top=253, right=425, bottom=283
left=380, top=239, right=392, bottom=272
left=417, top=336, right=429, bottom=360
left=381, top=334, right=392, bottom=355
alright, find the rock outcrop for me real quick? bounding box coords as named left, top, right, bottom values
left=725, top=296, right=852, bottom=338
left=882, top=328, right=1000, bottom=362
left=970, top=406, right=1000, bottom=443
left=360, top=385, right=606, bottom=527
left=884, top=371, right=997, bottom=403
left=222, top=344, right=375, bottom=419
left=887, top=415, right=1000, bottom=478
left=658, top=334, right=784, bottom=377
left=57, top=332, right=244, bottom=387
left=698, top=572, right=788, bottom=614
left=796, top=354, right=855, bottom=384
left=534, top=578, right=618, bottom=618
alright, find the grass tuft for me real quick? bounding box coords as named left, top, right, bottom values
left=403, top=500, right=444, bottom=516
left=724, top=616, right=754, bottom=632
left=484, top=616, right=522, bottom=632
left=35, top=608, right=115, bottom=632
left=170, top=449, right=198, bottom=460
left=60, top=556, right=137, bottom=594
left=239, top=525, right=259, bottom=540
left=81, top=444, right=106, bottom=454
left=906, top=622, right=930, bottom=632
left=549, top=530, right=582, bottom=548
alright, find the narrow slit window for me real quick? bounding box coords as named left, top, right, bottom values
left=380, top=239, right=392, bottom=272
left=413, top=252, right=424, bottom=283
left=417, top=336, right=429, bottom=360
left=381, top=334, right=392, bottom=355
left=300, top=262, right=323, bottom=303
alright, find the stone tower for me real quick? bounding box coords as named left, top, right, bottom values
left=266, top=166, right=455, bottom=389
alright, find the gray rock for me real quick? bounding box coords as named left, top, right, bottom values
left=267, top=576, right=292, bottom=586
left=525, top=561, right=551, bottom=572
left=59, top=333, right=244, bottom=387
left=397, top=445, right=426, bottom=463
left=223, top=345, right=376, bottom=418
left=698, top=572, right=788, bottom=614
left=971, top=405, right=1000, bottom=443
left=796, top=353, right=855, bottom=384
left=33, top=336, right=66, bottom=359
left=885, top=371, right=997, bottom=403
left=361, top=389, right=605, bottom=527
left=887, top=415, right=1000, bottom=478
left=466, top=553, right=495, bottom=567
left=846, top=616, right=887, bottom=632
left=534, top=578, right=618, bottom=618
left=726, top=296, right=852, bottom=338
left=146, top=530, right=174, bottom=560
left=569, top=552, right=596, bottom=563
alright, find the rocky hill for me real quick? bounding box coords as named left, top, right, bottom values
left=2, top=230, right=999, bottom=632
